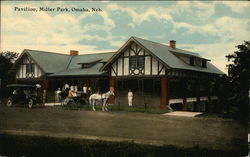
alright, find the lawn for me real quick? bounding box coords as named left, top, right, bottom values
left=0, top=134, right=245, bottom=157
left=63, top=103, right=169, bottom=114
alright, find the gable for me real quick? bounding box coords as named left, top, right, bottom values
left=24, top=49, right=72, bottom=73
left=16, top=53, right=44, bottom=79
left=102, top=36, right=224, bottom=75
left=109, top=42, right=166, bottom=76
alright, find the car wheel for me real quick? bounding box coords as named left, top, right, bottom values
left=6, top=98, right=13, bottom=107
left=28, top=99, right=33, bottom=108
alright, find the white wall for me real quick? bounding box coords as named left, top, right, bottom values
left=16, top=55, right=43, bottom=79
left=111, top=42, right=166, bottom=76
left=145, top=56, right=151, bottom=75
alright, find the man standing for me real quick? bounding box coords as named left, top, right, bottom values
left=128, top=89, right=133, bottom=106
left=55, top=88, right=61, bottom=102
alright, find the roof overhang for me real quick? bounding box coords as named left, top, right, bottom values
left=100, top=36, right=172, bottom=72
left=13, top=49, right=46, bottom=74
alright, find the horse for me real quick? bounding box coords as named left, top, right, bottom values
left=89, top=90, right=115, bottom=111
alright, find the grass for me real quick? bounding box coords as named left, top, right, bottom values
left=62, top=103, right=169, bottom=114
left=0, top=134, right=245, bottom=157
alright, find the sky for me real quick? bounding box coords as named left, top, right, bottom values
left=1, top=1, right=250, bottom=74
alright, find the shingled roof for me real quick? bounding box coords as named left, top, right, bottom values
left=49, top=52, right=115, bottom=77
left=21, top=49, right=71, bottom=73
left=101, top=36, right=224, bottom=75
left=17, top=49, right=115, bottom=77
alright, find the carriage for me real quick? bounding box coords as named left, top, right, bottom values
left=59, top=88, right=114, bottom=111
left=59, top=89, right=89, bottom=106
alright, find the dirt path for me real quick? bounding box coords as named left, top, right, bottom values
left=0, top=105, right=247, bottom=152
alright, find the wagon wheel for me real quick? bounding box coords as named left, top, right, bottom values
left=6, top=98, right=13, bottom=107
left=28, top=99, right=33, bottom=108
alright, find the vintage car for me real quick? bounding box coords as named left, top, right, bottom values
left=6, top=84, right=44, bottom=108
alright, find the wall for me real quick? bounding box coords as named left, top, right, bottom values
left=111, top=42, right=166, bottom=77
left=16, top=55, right=43, bottom=79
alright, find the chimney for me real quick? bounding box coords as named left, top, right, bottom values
left=169, top=40, right=176, bottom=49
left=69, top=50, right=78, bottom=56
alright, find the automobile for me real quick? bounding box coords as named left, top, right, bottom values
left=6, top=84, right=45, bottom=108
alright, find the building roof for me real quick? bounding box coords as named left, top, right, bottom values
left=18, top=36, right=224, bottom=77
left=48, top=63, right=106, bottom=77
left=102, top=36, right=224, bottom=75
left=48, top=52, right=115, bottom=77
left=23, top=49, right=71, bottom=73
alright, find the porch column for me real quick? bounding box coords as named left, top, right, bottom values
left=109, top=77, right=116, bottom=92
left=160, top=77, right=169, bottom=109
left=195, top=79, right=200, bottom=112
left=108, top=77, right=116, bottom=104
left=40, top=79, right=49, bottom=91
left=182, top=79, right=187, bottom=111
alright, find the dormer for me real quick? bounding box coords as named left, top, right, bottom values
left=81, top=63, right=91, bottom=68
left=202, top=59, right=207, bottom=68
left=78, top=59, right=102, bottom=69
left=189, top=57, right=195, bottom=66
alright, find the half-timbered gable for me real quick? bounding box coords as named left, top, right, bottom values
left=16, top=54, right=44, bottom=79
left=108, top=41, right=166, bottom=77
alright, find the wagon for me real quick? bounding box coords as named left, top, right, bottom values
left=6, top=84, right=44, bottom=108
left=60, top=90, right=89, bottom=106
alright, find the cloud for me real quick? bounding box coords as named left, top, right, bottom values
left=1, top=1, right=249, bottom=74
left=221, top=1, right=250, bottom=13
left=172, top=16, right=250, bottom=44
left=107, top=3, right=174, bottom=27
left=110, top=41, right=123, bottom=47
left=1, top=1, right=116, bottom=52
left=171, top=1, right=216, bottom=18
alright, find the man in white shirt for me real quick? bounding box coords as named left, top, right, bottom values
left=128, top=89, right=133, bottom=106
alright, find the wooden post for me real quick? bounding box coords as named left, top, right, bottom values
left=40, top=79, right=49, bottom=91
left=108, top=77, right=116, bottom=104
left=109, top=77, right=116, bottom=92
left=160, top=77, right=169, bottom=109
left=182, top=79, right=187, bottom=111
left=195, top=79, right=200, bottom=112
left=183, top=98, right=187, bottom=111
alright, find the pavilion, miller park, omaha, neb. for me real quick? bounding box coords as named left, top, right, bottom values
left=13, top=36, right=225, bottom=112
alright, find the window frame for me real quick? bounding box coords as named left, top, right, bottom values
left=129, top=55, right=145, bottom=69
left=189, top=57, right=195, bottom=66
left=26, top=63, right=35, bottom=74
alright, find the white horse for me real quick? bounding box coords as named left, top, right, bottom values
left=89, top=90, right=115, bottom=111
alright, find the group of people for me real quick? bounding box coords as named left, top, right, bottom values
left=54, top=84, right=92, bottom=103
left=54, top=83, right=134, bottom=107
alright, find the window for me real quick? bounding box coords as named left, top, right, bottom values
left=130, top=56, right=137, bottom=69
left=189, top=57, right=194, bottom=66
left=202, top=60, right=207, bottom=68
left=129, top=56, right=144, bottom=69
left=81, top=63, right=90, bottom=68
left=26, top=63, right=34, bottom=73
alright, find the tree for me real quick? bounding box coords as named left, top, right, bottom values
left=226, top=41, right=249, bottom=120
left=0, top=51, right=19, bottom=98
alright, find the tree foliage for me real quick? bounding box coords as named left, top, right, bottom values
left=226, top=41, right=249, bottom=120
left=0, top=51, right=19, bottom=98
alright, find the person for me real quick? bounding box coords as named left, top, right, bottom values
left=128, top=89, right=133, bottom=106
left=83, top=85, right=87, bottom=94
left=55, top=88, right=61, bottom=102
left=68, top=88, right=73, bottom=97
left=64, top=84, right=69, bottom=89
